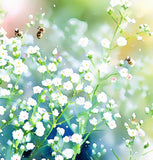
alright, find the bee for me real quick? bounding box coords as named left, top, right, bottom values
left=37, top=26, right=45, bottom=39
left=15, top=28, right=23, bottom=38
left=125, top=56, right=134, bottom=66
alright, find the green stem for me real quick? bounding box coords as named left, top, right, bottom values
left=112, top=148, right=120, bottom=160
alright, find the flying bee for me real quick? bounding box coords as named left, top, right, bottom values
left=15, top=28, right=23, bottom=38
left=36, top=26, right=45, bottom=39
left=125, top=56, right=134, bottom=66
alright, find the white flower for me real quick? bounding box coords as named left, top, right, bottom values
left=108, top=120, right=117, bottom=129
left=48, top=63, right=57, bottom=72
left=62, top=149, right=74, bottom=159
left=63, top=81, right=73, bottom=90
left=0, top=106, right=6, bottom=115
left=110, top=0, right=121, bottom=7
left=12, top=129, right=24, bottom=141
left=53, top=109, right=59, bottom=116
left=84, top=72, right=94, bottom=81
left=57, top=127, right=65, bottom=136
left=33, top=86, right=43, bottom=94
left=11, top=154, right=21, bottom=160
left=0, top=69, right=10, bottom=82
left=63, top=136, right=70, bottom=143
left=37, top=65, right=47, bottom=73
left=84, top=85, right=93, bottom=94
left=71, top=133, right=83, bottom=144
left=0, top=88, right=10, bottom=96
left=27, top=45, right=39, bottom=55
left=61, top=68, right=73, bottom=77
left=52, top=78, right=62, bottom=86
left=52, top=48, right=58, bottom=55
left=89, top=117, right=98, bottom=125
left=26, top=143, right=35, bottom=150
left=114, top=113, right=121, bottom=118
left=55, top=155, right=64, bottom=160
left=42, top=79, right=52, bottom=87
left=35, top=129, right=45, bottom=137
left=118, top=67, right=128, bottom=77
left=70, top=73, right=80, bottom=83
left=0, top=49, right=8, bottom=59
left=116, top=36, right=127, bottom=47
left=103, top=112, right=112, bottom=121
left=76, top=97, right=85, bottom=105
left=97, top=92, right=107, bottom=103
left=43, top=112, right=50, bottom=121
left=128, top=128, right=137, bottom=137
left=84, top=101, right=92, bottom=110
left=19, top=111, right=29, bottom=122
left=78, top=37, right=88, bottom=47
left=0, top=59, right=7, bottom=66
left=101, top=38, right=110, bottom=48
left=48, top=139, right=54, bottom=144
left=27, top=97, right=37, bottom=106
left=91, top=108, right=99, bottom=113
left=23, top=122, right=33, bottom=131
left=82, top=60, right=90, bottom=71
left=58, top=95, right=68, bottom=106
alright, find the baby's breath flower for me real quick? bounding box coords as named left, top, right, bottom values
left=12, top=129, right=24, bottom=141
left=19, top=111, right=29, bottom=122
left=116, top=37, right=127, bottom=47
left=33, top=86, right=43, bottom=94
left=52, top=78, right=62, bottom=86
left=48, top=63, right=57, bottom=72
left=63, top=81, right=73, bottom=90
left=82, top=60, right=91, bottom=71
left=61, top=68, right=73, bottom=77
left=37, top=65, right=47, bottom=73
left=11, top=154, right=21, bottom=160
left=101, top=38, right=110, bottom=49
left=27, top=97, right=37, bottom=106
left=71, top=133, right=83, bottom=144
left=63, top=136, right=70, bottom=143
left=42, top=79, right=52, bottom=87
left=58, top=94, right=68, bottom=106
left=97, top=92, right=107, bottom=103
left=84, top=85, right=93, bottom=94
left=62, top=148, right=74, bottom=159
left=57, top=127, right=65, bottom=136
left=84, top=101, right=92, bottom=110
left=84, top=72, right=94, bottom=81
left=89, top=117, right=98, bottom=126
left=70, top=73, right=80, bottom=83
left=127, top=128, right=137, bottom=137
left=52, top=109, right=59, bottom=116
left=107, top=120, right=117, bottom=129
left=26, top=143, right=35, bottom=150
left=55, top=155, right=64, bottom=160
left=0, top=106, right=6, bottom=115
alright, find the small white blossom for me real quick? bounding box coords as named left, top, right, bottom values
left=84, top=101, right=92, bottom=110
left=19, top=111, right=29, bottom=122
left=23, top=122, right=33, bottom=131
left=117, top=36, right=127, bottom=47
left=42, top=79, right=52, bottom=87
left=128, top=128, right=137, bottom=137
left=108, top=120, right=117, bottom=129
left=0, top=106, right=6, bottom=115
left=71, top=133, right=83, bottom=144
left=11, top=154, right=21, bottom=160
left=103, top=112, right=112, bottom=121
left=84, top=72, right=94, bottom=81
left=89, top=117, right=98, bottom=125
left=62, top=149, right=74, bottom=159
left=118, top=67, right=128, bottom=77
left=55, top=155, right=64, bottom=160
left=57, top=127, right=65, bottom=136
left=26, top=143, right=35, bottom=150
left=70, top=73, right=80, bottom=83
left=63, top=136, right=70, bottom=143
left=101, top=38, right=110, bottom=48
left=61, top=68, right=73, bottom=77
left=27, top=97, right=37, bottom=106
left=37, top=65, right=47, bottom=73
left=97, top=92, right=107, bottom=103
left=33, top=86, right=43, bottom=94
left=48, top=63, right=57, bottom=72
left=63, top=81, right=73, bottom=90
left=58, top=95, right=68, bottom=106
left=82, top=60, right=90, bottom=71
left=12, top=129, right=24, bottom=141
left=84, top=85, right=93, bottom=94
left=53, top=109, right=59, bottom=116
left=52, top=78, right=62, bottom=86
